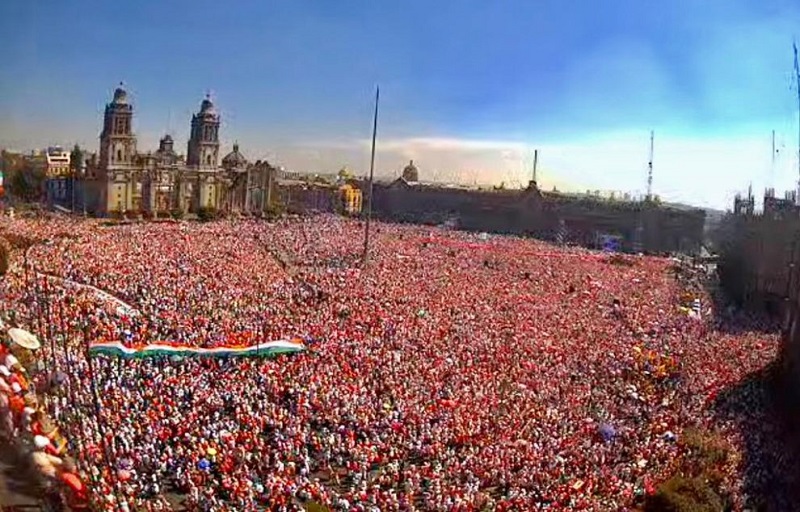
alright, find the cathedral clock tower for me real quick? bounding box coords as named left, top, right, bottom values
left=99, top=83, right=137, bottom=170
left=99, top=83, right=138, bottom=214
left=187, top=95, right=220, bottom=169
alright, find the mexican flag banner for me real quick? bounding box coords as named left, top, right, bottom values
left=88, top=339, right=306, bottom=359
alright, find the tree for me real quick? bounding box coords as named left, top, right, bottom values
left=305, top=502, right=331, bottom=512
left=646, top=428, right=732, bottom=512
left=8, top=161, right=46, bottom=202
left=644, top=475, right=723, bottom=512
left=264, top=201, right=284, bottom=220
left=197, top=206, right=217, bottom=222
left=70, top=144, right=83, bottom=173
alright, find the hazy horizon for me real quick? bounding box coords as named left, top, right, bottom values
left=2, top=0, right=799, bottom=209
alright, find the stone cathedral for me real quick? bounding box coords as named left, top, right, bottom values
left=88, top=83, right=273, bottom=216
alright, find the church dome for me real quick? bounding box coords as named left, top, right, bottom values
left=112, top=83, right=128, bottom=104
left=401, top=160, right=419, bottom=182
left=338, top=166, right=353, bottom=180
left=157, top=134, right=176, bottom=157
left=222, top=142, right=248, bottom=168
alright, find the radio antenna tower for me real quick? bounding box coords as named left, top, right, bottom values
left=769, top=129, right=784, bottom=190
left=646, top=130, right=654, bottom=201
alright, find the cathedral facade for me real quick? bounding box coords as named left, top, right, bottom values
left=86, top=84, right=274, bottom=216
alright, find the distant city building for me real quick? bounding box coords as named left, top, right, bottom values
left=339, top=183, right=363, bottom=214
left=733, top=187, right=756, bottom=216
left=367, top=160, right=705, bottom=255
left=44, top=146, right=71, bottom=178
left=763, top=188, right=800, bottom=218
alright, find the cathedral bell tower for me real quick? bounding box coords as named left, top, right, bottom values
left=99, top=83, right=137, bottom=170
left=187, top=94, right=220, bottom=169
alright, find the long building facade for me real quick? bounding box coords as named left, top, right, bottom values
left=368, top=162, right=706, bottom=255
left=81, top=84, right=276, bottom=216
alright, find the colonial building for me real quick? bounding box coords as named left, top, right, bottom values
left=339, top=183, right=363, bottom=214
left=38, top=146, right=71, bottom=206
left=83, top=84, right=276, bottom=216
left=44, top=147, right=71, bottom=178
left=369, top=161, right=706, bottom=255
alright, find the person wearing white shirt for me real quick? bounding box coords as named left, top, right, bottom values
left=31, top=435, right=65, bottom=480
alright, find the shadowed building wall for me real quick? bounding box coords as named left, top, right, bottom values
left=368, top=177, right=705, bottom=254
left=718, top=189, right=800, bottom=396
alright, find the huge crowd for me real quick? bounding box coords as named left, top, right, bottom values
left=0, top=215, right=792, bottom=511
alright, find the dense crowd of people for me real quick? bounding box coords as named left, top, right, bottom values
left=0, top=215, right=790, bottom=510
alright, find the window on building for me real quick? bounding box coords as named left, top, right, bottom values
left=206, top=154, right=212, bottom=166
left=117, top=149, right=122, bottom=162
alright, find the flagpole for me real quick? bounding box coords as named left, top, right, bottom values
left=57, top=292, right=80, bottom=432
left=363, top=86, right=380, bottom=265
left=82, top=321, right=121, bottom=506
left=771, top=129, right=776, bottom=189
left=43, top=277, right=58, bottom=377
left=794, top=40, right=800, bottom=202
left=33, top=269, right=49, bottom=377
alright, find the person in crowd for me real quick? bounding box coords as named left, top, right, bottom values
left=0, top=215, right=788, bottom=511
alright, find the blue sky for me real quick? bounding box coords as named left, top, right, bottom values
left=1, top=0, right=799, bottom=209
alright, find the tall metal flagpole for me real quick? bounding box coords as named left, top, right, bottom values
left=363, top=86, right=380, bottom=265
left=43, top=278, right=58, bottom=376
left=794, top=40, right=800, bottom=202
left=82, top=321, right=122, bottom=506
left=33, top=270, right=49, bottom=377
